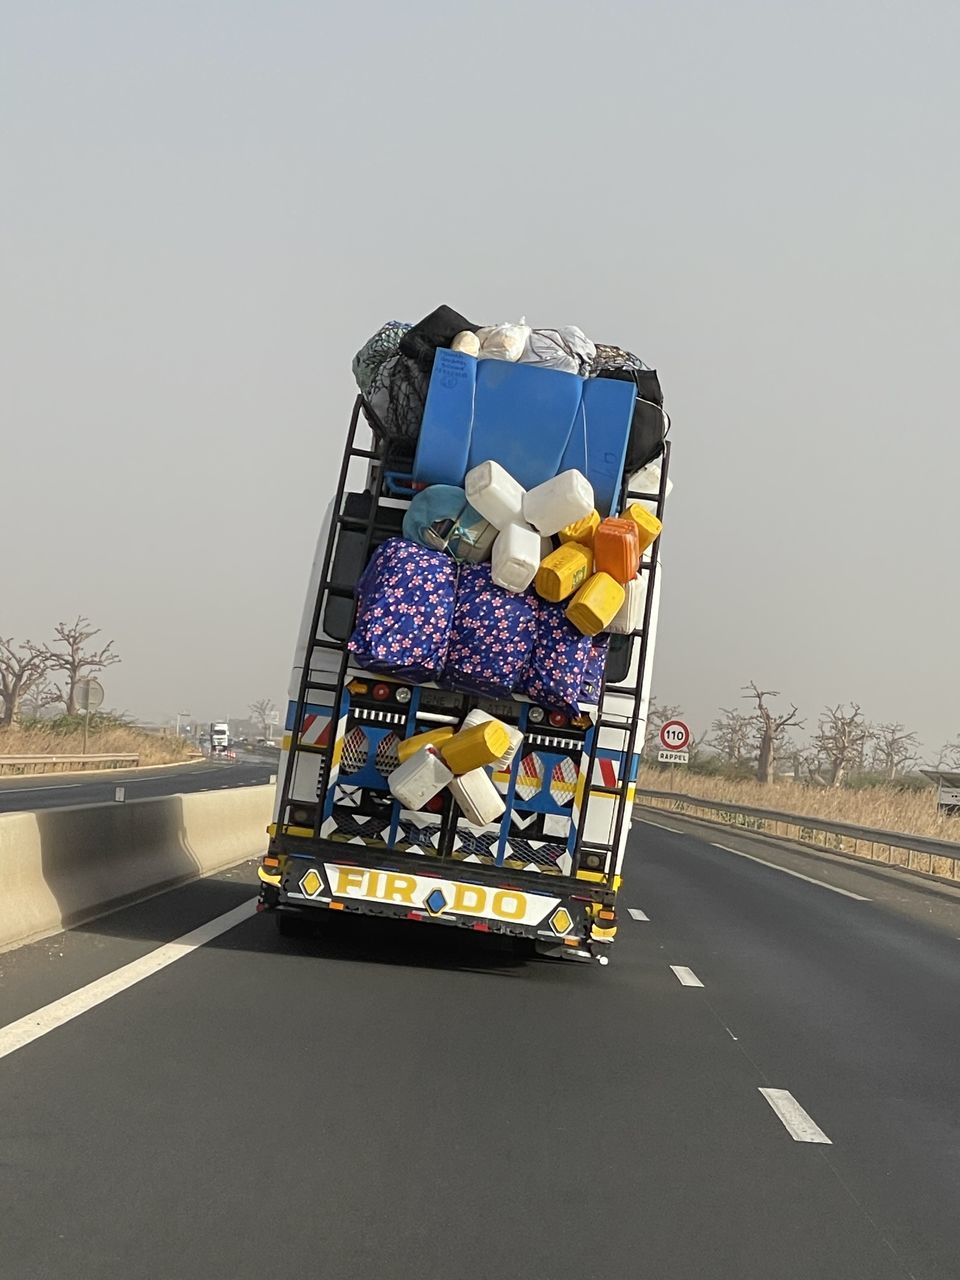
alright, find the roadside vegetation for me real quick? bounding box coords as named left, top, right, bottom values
left=0, top=618, right=194, bottom=770
left=643, top=689, right=960, bottom=843
left=0, top=714, right=194, bottom=769
left=637, top=764, right=960, bottom=843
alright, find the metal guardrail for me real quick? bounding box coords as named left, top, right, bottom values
left=636, top=787, right=960, bottom=885
left=0, top=753, right=140, bottom=777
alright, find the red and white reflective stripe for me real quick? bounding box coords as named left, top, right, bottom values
left=301, top=714, right=332, bottom=747
left=593, top=757, right=618, bottom=788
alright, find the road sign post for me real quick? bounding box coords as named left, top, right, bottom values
left=76, top=678, right=105, bottom=756
left=658, top=719, right=691, bottom=790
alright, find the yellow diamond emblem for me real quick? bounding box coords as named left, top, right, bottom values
left=550, top=907, right=573, bottom=936
left=299, top=868, right=323, bottom=897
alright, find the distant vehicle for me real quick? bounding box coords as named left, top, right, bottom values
left=209, top=722, right=230, bottom=753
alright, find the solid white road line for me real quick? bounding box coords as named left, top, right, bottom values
left=639, top=818, right=684, bottom=834
left=0, top=783, right=83, bottom=795
left=759, top=1088, right=833, bottom=1144
left=0, top=899, right=258, bottom=1062
left=670, top=965, right=704, bottom=987
left=627, top=908, right=650, bottom=921
left=711, top=843, right=871, bottom=901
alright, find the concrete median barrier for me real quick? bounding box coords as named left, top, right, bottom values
left=0, top=785, right=273, bottom=951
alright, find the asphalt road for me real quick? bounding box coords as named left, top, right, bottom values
left=2, top=812, right=959, bottom=1279
left=0, top=756, right=277, bottom=813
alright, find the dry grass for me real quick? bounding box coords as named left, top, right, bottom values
left=637, top=766, right=960, bottom=844
left=0, top=723, right=194, bottom=769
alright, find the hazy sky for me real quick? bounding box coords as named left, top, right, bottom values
left=3, top=1, right=958, bottom=753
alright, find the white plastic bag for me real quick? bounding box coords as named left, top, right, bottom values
left=521, top=326, right=596, bottom=375
left=476, top=317, right=531, bottom=363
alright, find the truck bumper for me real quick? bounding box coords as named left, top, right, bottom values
left=258, top=851, right=610, bottom=955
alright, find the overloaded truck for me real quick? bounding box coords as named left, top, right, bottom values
left=258, top=309, right=671, bottom=963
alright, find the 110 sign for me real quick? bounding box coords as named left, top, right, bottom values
left=659, top=719, right=691, bottom=752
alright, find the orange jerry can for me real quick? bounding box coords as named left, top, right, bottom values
left=592, top=517, right=640, bottom=585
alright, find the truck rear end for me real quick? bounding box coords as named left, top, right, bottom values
left=258, top=336, right=670, bottom=964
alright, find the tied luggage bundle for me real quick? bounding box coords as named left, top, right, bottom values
left=441, top=564, right=538, bottom=700
left=354, top=306, right=668, bottom=501
left=349, top=308, right=669, bottom=708
left=349, top=539, right=604, bottom=715
left=348, top=538, right=456, bottom=683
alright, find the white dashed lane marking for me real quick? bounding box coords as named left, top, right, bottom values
left=760, top=1088, right=833, bottom=1143
left=627, top=908, right=649, bottom=921
left=670, top=965, right=704, bottom=987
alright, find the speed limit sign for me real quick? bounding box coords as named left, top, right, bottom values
left=659, top=719, right=690, bottom=752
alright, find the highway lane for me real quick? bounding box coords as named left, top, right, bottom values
left=0, top=756, right=277, bottom=813
left=1, top=821, right=959, bottom=1278
left=631, top=811, right=960, bottom=1280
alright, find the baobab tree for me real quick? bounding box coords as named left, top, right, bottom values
left=21, top=676, right=60, bottom=720
left=46, top=617, right=120, bottom=714
left=709, top=707, right=754, bottom=767
left=0, top=638, right=52, bottom=728
left=870, top=722, right=920, bottom=781
left=742, top=682, right=802, bottom=783
left=931, top=737, right=960, bottom=770
left=814, top=703, right=869, bottom=787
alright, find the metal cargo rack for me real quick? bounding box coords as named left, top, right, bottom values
left=272, top=394, right=671, bottom=900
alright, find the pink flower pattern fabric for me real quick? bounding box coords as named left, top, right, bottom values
left=520, top=600, right=593, bottom=716
left=442, top=564, right=537, bottom=699
left=348, top=538, right=456, bottom=683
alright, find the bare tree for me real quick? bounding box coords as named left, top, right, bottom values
left=931, top=737, right=960, bottom=770
left=742, top=683, right=802, bottom=783
left=814, top=703, right=869, bottom=787
left=21, top=676, right=60, bottom=720
left=792, top=744, right=826, bottom=784
left=249, top=698, right=277, bottom=738
left=46, top=617, right=120, bottom=714
left=870, top=722, right=920, bottom=780
left=0, top=638, right=52, bottom=729
left=709, top=707, right=754, bottom=766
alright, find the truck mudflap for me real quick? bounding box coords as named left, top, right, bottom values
left=263, top=854, right=607, bottom=954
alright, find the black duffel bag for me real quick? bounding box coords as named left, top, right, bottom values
left=591, top=345, right=668, bottom=475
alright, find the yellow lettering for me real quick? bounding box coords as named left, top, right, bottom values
left=384, top=874, right=416, bottom=904
left=334, top=867, right=366, bottom=895
left=492, top=891, right=525, bottom=921
left=451, top=884, right=486, bottom=914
